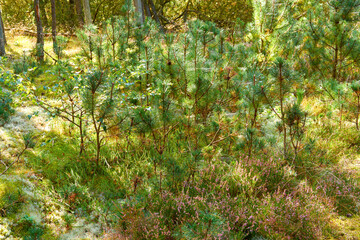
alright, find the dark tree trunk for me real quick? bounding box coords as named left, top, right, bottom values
left=51, top=0, right=57, bottom=54
left=39, top=0, right=48, bottom=27
left=0, top=10, right=5, bottom=56
left=69, top=0, right=75, bottom=20
left=75, top=0, right=84, bottom=26
left=148, top=0, right=164, bottom=31
left=34, top=0, right=44, bottom=62
left=69, top=0, right=76, bottom=29
left=0, top=10, right=6, bottom=46
left=144, top=0, right=151, bottom=17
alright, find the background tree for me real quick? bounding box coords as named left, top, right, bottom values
left=0, top=9, right=5, bottom=56
left=51, top=0, right=57, bottom=54
left=81, top=0, right=92, bottom=25
left=133, top=0, right=145, bottom=24
left=75, top=0, right=84, bottom=26
left=34, top=0, right=44, bottom=62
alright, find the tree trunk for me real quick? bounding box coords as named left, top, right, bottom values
left=69, top=0, right=75, bottom=21
left=34, top=0, right=44, bottom=62
left=148, top=0, right=164, bottom=31
left=75, top=0, right=84, bottom=26
left=133, top=0, right=144, bottom=24
left=0, top=10, right=5, bottom=56
left=39, top=0, right=48, bottom=27
left=81, top=0, right=92, bottom=25
left=50, top=0, right=57, bottom=54
left=0, top=9, right=6, bottom=45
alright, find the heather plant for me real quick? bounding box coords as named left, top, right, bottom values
left=116, top=161, right=251, bottom=239
left=254, top=188, right=330, bottom=240
left=316, top=169, right=360, bottom=215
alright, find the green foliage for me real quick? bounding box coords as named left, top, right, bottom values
left=14, top=215, right=44, bottom=240
left=0, top=91, right=14, bottom=125
left=0, top=180, right=25, bottom=217
left=2, top=2, right=360, bottom=239
left=305, top=0, right=360, bottom=81
left=12, top=57, right=37, bottom=75
left=53, top=36, right=69, bottom=60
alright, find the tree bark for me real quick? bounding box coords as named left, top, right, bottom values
left=75, top=0, right=84, bottom=26
left=34, top=0, right=44, bottom=62
left=81, top=0, right=92, bottom=25
left=0, top=10, right=5, bottom=56
left=39, top=0, right=48, bottom=27
left=148, top=0, right=164, bottom=32
left=50, top=0, right=57, bottom=54
left=133, top=0, right=145, bottom=24
left=0, top=9, right=6, bottom=45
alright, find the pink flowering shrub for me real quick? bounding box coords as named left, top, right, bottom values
left=253, top=188, right=330, bottom=240
left=316, top=169, right=360, bottom=215
left=114, top=158, right=336, bottom=239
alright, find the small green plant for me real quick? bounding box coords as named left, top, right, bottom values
left=0, top=91, right=14, bottom=125
left=0, top=180, right=25, bottom=217
left=54, top=35, right=69, bottom=60
left=15, top=215, right=44, bottom=240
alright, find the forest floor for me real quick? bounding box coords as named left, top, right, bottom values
left=0, top=105, right=106, bottom=239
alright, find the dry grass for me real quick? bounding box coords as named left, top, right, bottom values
left=4, top=34, right=82, bottom=60
left=329, top=215, right=360, bottom=239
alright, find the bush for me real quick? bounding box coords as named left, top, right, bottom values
left=316, top=169, right=360, bottom=215
left=0, top=91, right=14, bottom=125
left=254, top=187, right=331, bottom=240
left=14, top=215, right=44, bottom=240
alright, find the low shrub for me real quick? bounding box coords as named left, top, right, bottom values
left=0, top=91, right=14, bottom=125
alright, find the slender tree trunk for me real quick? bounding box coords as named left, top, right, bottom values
left=0, top=10, right=6, bottom=46
left=75, top=0, right=84, bottom=26
left=133, top=0, right=144, bottom=24
left=148, top=0, right=164, bottom=31
left=280, top=67, right=287, bottom=158
left=81, top=0, right=92, bottom=25
left=39, top=0, right=48, bottom=27
left=356, top=95, right=360, bottom=130
left=333, top=44, right=338, bottom=81
left=50, top=0, right=57, bottom=56
left=34, top=0, right=44, bottom=62
left=144, top=0, right=151, bottom=17
left=0, top=10, right=6, bottom=56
